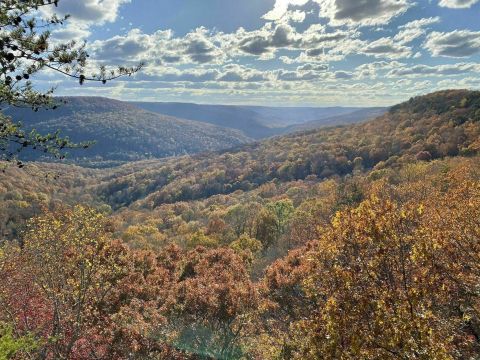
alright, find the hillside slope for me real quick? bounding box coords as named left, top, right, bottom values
left=93, top=90, right=480, bottom=208
left=3, top=89, right=479, bottom=215
left=131, top=102, right=275, bottom=139
left=3, top=89, right=480, bottom=252
left=3, top=97, right=252, bottom=166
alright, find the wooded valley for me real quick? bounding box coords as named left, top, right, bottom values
left=3, top=0, right=480, bottom=358
left=1, top=89, right=480, bottom=359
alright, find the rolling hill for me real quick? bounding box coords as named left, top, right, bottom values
left=2, top=89, right=480, bottom=242
left=83, top=89, right=479, bottom=209
left=3, top=89, right=479, bottom=213
left=2, top=97, right=252, bottom=166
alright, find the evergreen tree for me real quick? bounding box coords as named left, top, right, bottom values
left=0, top=0, right=142, bottom=166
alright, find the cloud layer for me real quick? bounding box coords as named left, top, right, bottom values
left=45, top=0, right=480, bottom=106
left=425, top=30, right=480, bottom=58
left=438, top=0, right=480, bottom=8
left=43, top=0, right=130, bottom=40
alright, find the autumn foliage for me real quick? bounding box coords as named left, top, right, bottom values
left=1, top=90, right=480, bottom=359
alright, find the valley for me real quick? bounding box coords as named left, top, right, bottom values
left=2, top=89, right=480, bottom=359
left=2, top=0, right=480, bottom=358
left=0, top=91, right=480, bottom=358
left=2, top=97, right=385, bottom=167
left=131, top=101, right=386, bottom=138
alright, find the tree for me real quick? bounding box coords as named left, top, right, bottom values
left=255, top=208, right=278, bottom=250
left=266, top=199, right=294, bottom=238
left=186, top=230, right=219, bottom=249
left=168, top=247, right=258, bottom=359
left=229, top=234, right=262, bottom=266
left=0, top=206, right=131, bottom=359
left=0, top=323, right=37, bottom=360
left=293, top=198, right=449, bottom=359
left=0, top=0, right=142, bottom=165
left=255, top=200, right=294, bottom=250
left=265, top=187, right=480, bottom=359
left=254, top=244, right=316, bottom=360
left=225, top=204, right=250, bottom=237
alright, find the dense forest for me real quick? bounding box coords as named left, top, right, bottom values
left=1, top=89, right=480, bottom=359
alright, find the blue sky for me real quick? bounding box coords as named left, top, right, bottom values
left=39, top=0, right=480, bottom=106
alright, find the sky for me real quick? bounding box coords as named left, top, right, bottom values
left=36, top=0, right=480, bottom=106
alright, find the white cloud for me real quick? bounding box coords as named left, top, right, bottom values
left=42, top=0, right=130, bottom=41
left=44, top=0, right=130, bottom=24
left=137, top=67, right=220, bottom=83
left=263, top=0, right=309, bottom=20
left=362, top=37, right=412, bottom=59
left=75, top=0, right=480, bottom=106
left=387, top=62, right=480, bottom=77
left=438, top=0, right=480, bottom=8
left=278, top=10, right=307, bottom=23
left=90, top=27, right=226, bottom=65
left=277, top=32, right=412, bottom=64
left=50, top=22, right=92, bottom=41
left=436, top=77, right=480, bottom=90
left=334, top=70, right=354, bottom=79
left=356, top=61, right=405, bottom=78
left=90, top=28, right=156, bottom=62
left=394, top=17, right=440, bottom=44
left=297, top=63, right=329, bottom=71
left=424, top=30, right=480, bottom=57
left=275, top=64, right=330, bottom=81
left=182, top=28, right=225, bottom=63
left=264, top=0, right=412, bottom=26
left=217, top=64, right=272, bottom=82
left=236, top=23, right=301, bottom=56
left=318, top=0, right=412, bottom=27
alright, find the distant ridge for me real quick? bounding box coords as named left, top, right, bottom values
left=131, top=101, right=384, bottom=139
left=2, top=97, right=252, bottom=166
left=286, top=107, right=387, bottom=133
left=93, top=89, right=480, bottom=208
left=1, top=96, right=389, bottom=167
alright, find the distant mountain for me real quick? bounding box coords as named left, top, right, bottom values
left=2, top=97, right=387, bottom=167
left=285, top=107, right=387, bottom=133
left=131, top=101, right=382, bottom=139
left=2, top=97, right=251, bottom=166
left=130, top=102, right=275, bottom=139
left=241, top=106, right=372, bottom=127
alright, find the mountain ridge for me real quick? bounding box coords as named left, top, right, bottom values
left=2, top=97, right=253, bottom=166
left=84, top=89, right=480, bottom=209
left=131, top=101, right=386, bottom=138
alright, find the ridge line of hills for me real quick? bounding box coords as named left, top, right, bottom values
left=131, top=100, right=386, bottom=138
left=2, top=89, right=478, bottom=211
left=2, top=97, right=386, bottom=167
left=90, top=89, right=479, bottom=209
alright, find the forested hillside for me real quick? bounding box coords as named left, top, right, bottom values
left=3, top=97, right=384, bottom=167
left=1, top=90, right=480, bottom=359
left=89, top=89, right=480, bottom=210
left=3, top=97, right=251, bottom=166
left=2, top=89, right=479, bottom=243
